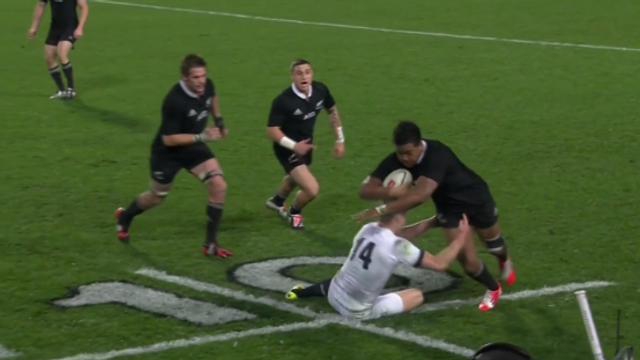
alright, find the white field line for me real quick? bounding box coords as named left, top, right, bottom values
left=50, top=320, right=331, bottom=360
left=0, top=345, right=19, bottom=359
left=50, top=268, right=615, bottom=360
left=92, top=0, right=640, bottom=53
left=134, top=268, right=320, bottom=318
left=414, top=280, right=616, bottom=313
left=135, top=268, right=474, bottom=357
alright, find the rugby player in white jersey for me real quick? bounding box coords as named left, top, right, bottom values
left=286, top=212, right=470, bottom=320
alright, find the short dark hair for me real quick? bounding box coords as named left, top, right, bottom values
left=290, top=58, right=312, bottom=72
left=393, top=121, right=422, bottom=146
left=181, top=54, right=207, bottom=76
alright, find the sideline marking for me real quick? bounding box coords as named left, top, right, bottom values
left=93, top=0, right=640, bottom=53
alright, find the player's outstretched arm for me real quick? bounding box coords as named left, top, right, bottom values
left=397, top=216, right=439, bottom=242
left=356, top=177, right=437, bottom=222
left=419, top=215, right=470, bottom=271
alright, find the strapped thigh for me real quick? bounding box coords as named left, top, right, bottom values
left=149, top=180, right=172, bottom=197
left=199, top=170, right=224, bottom=183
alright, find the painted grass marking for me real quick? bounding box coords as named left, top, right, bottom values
left=0, top=345, right=19, bottom=359
left=52, top=268, right=615, bottom=360
left=415, top=280, right=615, bottom=313
left=92, top=0, right=640, bottom=53
left=51, top=320, right=331, bottom=360
left=136, top=268, right=474, bottom=357
left=135, top=268, right=319, bottom=318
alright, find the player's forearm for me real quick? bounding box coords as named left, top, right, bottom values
left=30, top=4, right=45, bottom=30
left=423, top=238, right=464, bottom=271
left=162, top=134, right=200, bottom=146
left=211, top=96, right=222, bottom=118
left=328, top=106, right=344, bottom=143
left=399, top=216, right=437, bottom=241
left=77, top=0, right=89, bottom=29
left=380, top=192, right=425, bottom=214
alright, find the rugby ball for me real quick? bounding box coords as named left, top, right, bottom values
left=382, top=169, right=413, bottom=188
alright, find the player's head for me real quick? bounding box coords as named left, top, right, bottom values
left=290, top=59, right=314, bottom=95
left=393, top=121, right=424, bottom=168
left=181, top=54, right=208, bottom=96
left=379, top=211, right=406, bottom=228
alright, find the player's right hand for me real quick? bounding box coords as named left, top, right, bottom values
left=458, top=214, right=470, bottom=235
left=293, top=138, right=314, bottom=156
left=27, top=28, right=37, bottom=39
left=201, top=127, right=223, bottom=142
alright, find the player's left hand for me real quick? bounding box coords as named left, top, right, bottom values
left=27, top=27, right=38, bottom=39
left=333, top=142, right=345, bottom=159
left=73, top=27, right=84, bottom=39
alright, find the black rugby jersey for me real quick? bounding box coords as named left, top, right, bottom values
left=371, top=139, right=493, bottom=207
left=152, top=79, right=216, bottom=152
left=40, top=0, right=78, bottom=28
left=267, top=81, right=336, bottom=142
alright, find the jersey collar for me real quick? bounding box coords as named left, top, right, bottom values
left=291, top=83, right=313, bottom=100
left=417, top=140, right=427, bottom=164
left=179, top=80, right=199, bottom=99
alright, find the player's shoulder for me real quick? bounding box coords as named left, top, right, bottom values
left=163, top=83, right=188, bottom=107
left=206, top=78, right=215, bottom=90
left=312, top=81, right=332, bottom=94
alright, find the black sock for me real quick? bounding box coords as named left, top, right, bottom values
left=205, top=203, right=224, bottom=246
left=467, top=263, right=499, bottom=291
left=48, top=66, right=65, bottom=91
left=119, top=200, right=145, bottom=230
left=271, top=194, right=286, bottom=207
left=296, top=279, right=332, bottom=298
left=485, top=236, right=508, bottom=262
left=61, top=62, right=74, bottom=89
left=289, top=206, right=301, bottom=215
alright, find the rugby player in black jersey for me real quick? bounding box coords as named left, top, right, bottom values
left=357, top=121, right=516, bottom=311
left=28, top=0, right=89, bottom=99
left=115, top=54, right=233, bottom=259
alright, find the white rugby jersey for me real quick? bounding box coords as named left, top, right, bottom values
left=328, top=222, right=423, bottom=316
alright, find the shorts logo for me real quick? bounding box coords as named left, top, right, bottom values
left=287, top=154, right=299, bottom=164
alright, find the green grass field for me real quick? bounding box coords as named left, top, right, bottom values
left=2, top=0, right=639, bottom=359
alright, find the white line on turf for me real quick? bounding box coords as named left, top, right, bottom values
left=50, top=320, right=331, bottom=360
left=134, top=268, right=320, bottom=318
left=92, top=0, right=640, bottom=53
left=414, top=280, right=616, bottom=313
left=50, top=268, right=615, bottom=360
left=135, top=268, right=474, bottom=357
